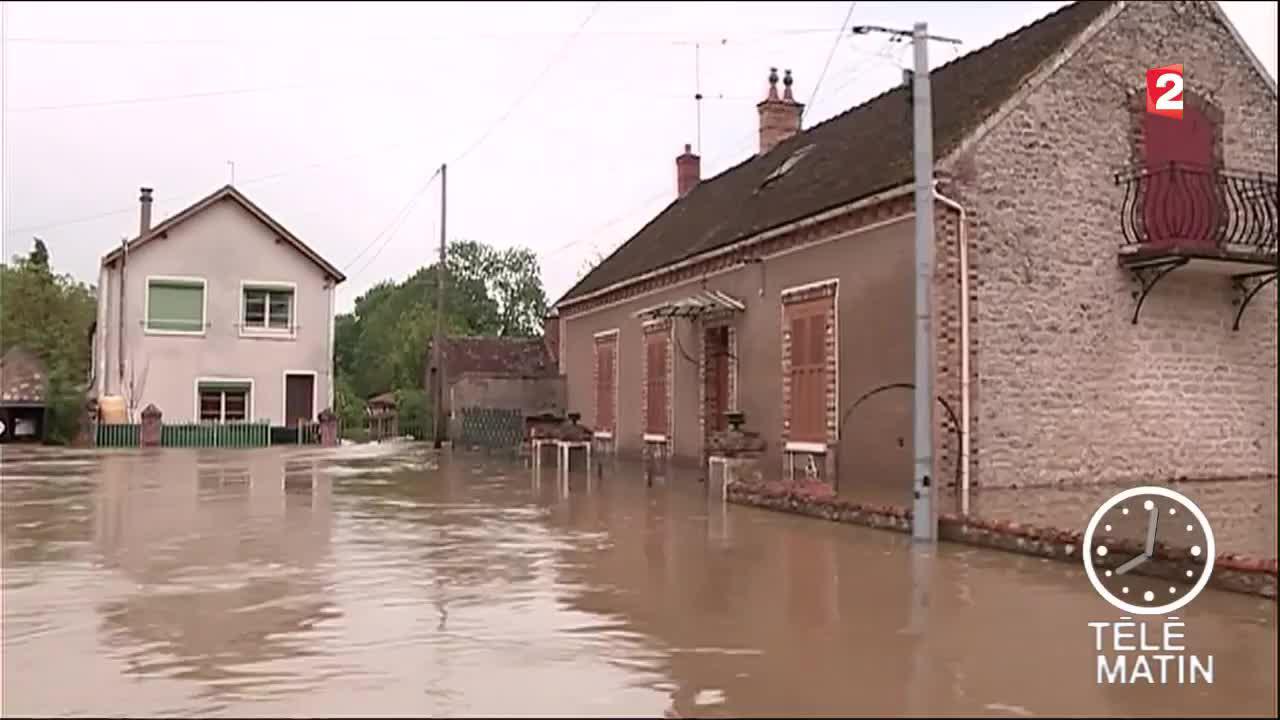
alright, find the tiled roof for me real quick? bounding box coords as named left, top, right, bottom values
left=101, top=184, right=346, bottom=283
left=0, top=347, right=48, bottom=405
left=431, top=336, right=558, bottom=379
left=561, top=0, right=1114, bottom=303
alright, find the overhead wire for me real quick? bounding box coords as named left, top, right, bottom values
left=451, top=1, right=604, bottom=166
left=802, top=1, right=857, bottom=124
left=342, top=167, right=442, bottom=277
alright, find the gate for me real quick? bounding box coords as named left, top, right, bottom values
left=459, top=407, right=524, bottom=450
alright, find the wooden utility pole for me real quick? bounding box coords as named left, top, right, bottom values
left=432, top=163, right=447, bottom=448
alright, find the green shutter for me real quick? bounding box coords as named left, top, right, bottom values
left=147, top=281, right=205, bottom=332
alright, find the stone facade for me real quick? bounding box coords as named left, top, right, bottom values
left=935, top=0, right=1278, bottom=551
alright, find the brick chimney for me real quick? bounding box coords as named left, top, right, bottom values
left=757, top=68, right=804, bottom=155
left=139, top=187, right=154, bottom=235
left=676, top=143, right=701, bottom=198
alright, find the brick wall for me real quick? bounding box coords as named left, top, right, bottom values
left=940, top=0, right=1278, bottom=555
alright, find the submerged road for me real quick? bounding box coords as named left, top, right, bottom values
left=2, top=443, right=1275, bottom=717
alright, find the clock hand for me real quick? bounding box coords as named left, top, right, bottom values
left=1116, top=553, right=1148, bottom=575
left=1145, top=506, right=1159, bottom=557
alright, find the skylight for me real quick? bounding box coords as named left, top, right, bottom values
left=761, top=144, right=816, bottom=187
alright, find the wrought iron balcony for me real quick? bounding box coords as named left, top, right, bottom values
left=1115, top=162, right=1278, bottom=258
left=1113, top=163, right=1278, bottom=329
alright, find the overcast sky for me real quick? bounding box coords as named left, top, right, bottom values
left=2, top=1, right=1276, bottom=312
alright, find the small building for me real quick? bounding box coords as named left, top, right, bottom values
left=0, top=347, right=48, bottom=443
left=365, top=391, right=399, bottom=441
left=425, top=336, right=565, bottom=446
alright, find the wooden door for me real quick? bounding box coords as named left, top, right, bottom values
left=1143, top=103, right=1219, bottom=248
left=285, top=374, right=315, bottom=427
left=704, top=326, right=731, bottom=435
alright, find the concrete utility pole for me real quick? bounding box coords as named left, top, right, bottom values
left=432, top=163, right=448, bottom=449
left=853, top=22, right=961, bottom=543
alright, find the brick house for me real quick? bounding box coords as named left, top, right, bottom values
left=424, top=336, right=565, bottom=443
left=552, top=1, right=1276, bottom=556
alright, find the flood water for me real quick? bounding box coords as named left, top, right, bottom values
left=2, top=443, right=1276, bottom=717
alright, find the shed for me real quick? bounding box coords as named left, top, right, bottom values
left=0, top=347, right=49, bottom=443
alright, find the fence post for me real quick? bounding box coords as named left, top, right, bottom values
left=319, top=408, right=339, bottom=447
left=140, top=404, right=163, bottom=447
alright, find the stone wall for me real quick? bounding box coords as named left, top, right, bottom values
left=728, top=478, right=1278, bottom=599
left=937, top=0, right=1278, bottom=556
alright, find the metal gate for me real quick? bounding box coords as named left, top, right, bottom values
left=459, top=407, right=524, bottom=450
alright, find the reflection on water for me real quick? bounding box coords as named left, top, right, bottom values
left=1, top=444, right=1275, bottom=717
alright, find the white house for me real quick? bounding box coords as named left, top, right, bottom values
left=92, top=185, right=346, bottom=426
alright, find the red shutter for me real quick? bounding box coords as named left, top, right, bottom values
left=785, top=298, right=831, bottom=444
left=645, top=331, right=669, bottom=435
left=595, top=338, right=616, bottom=432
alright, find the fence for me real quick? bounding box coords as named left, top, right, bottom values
left=96, top=423, right=140, bottom=448
left=458, top=407, right=525, bottom=450
left=162, top=422, right=271, bottom=448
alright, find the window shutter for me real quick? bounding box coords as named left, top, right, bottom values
left=595, top=339, right=616, bottom=432
left=147, top=281, right=204, bottom=331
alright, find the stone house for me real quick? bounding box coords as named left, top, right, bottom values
left=551, top=1, right=1277, bottom=556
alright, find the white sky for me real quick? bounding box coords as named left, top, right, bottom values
left=1, top=1, right=1276, bottom=312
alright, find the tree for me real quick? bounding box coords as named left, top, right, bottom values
left=331, top=238, right=549, bottom=424
left=0, top=239, right=98, bottom=443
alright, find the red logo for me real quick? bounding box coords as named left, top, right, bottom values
left=1146, top=64, right=1184, bottom=119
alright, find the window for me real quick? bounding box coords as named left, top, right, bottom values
left=594, top=332, right=618, bottom=434
left=242, top=285, right=294, bottom=332
left=146, top=278, right=205, bottom=333
left=644, top=327, right=670, bottom=436
left=785, top=297, right=831, bottom=444
left=762, top=144, right=816, bottom=187
left=198, top=382, right=250, bottom=423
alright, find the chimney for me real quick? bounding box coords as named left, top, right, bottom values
left=757, top=67, right=804, bottom=155
left=676, top=143, right=701, bottom=198
left=139, top=187, right=154, bottom=235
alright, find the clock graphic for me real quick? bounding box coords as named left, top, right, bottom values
left=1083, top=486, right=1215, bottom=615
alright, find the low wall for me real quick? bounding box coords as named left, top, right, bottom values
left=727, top=480, right=1278, bottom=599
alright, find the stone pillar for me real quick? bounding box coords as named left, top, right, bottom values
left=139, top=404, right=162, bottom=447
left=73, top=397, right=99, bottom=447
left=319, top=408, right=339, bottom=447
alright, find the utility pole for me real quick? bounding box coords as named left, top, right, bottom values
left=432, top=163, right=447, bottom=448
left=853, top=22, right=960, bottom=543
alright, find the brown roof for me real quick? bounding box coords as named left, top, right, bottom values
left=431, top=336, right=558, bottom=380
left=560, top=0, right=1114, bottom=304
left=101, top=184, right=346, bottom=283
left=0, top=347, right=48, bottom=406
left=367, top=391, right=398, bottom=407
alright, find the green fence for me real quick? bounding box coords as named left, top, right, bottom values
left=96, top=423, right=141, bottom=448
left=459, top=407, right=525, bottom=450
left=161, top=422, right=271, bottom=448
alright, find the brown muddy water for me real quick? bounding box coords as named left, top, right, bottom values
left=1, top=443, right=1275, bottom=717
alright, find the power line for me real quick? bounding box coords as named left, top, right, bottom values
left=3, top=136, right=422, bottom=236
left=802, top=1, right=857, bottom=124
left=343, top=167, right=442, bottom=275
left=450, top=1, right=604, bottom=166
left=6, top=82, right=309, bottom=112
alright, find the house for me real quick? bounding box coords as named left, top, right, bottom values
left=91, top=185, right=346, bottom=427
left=552, top=2, right=1277, bottom=556
left=424, top=335, right=564, bottom=444
left=0, top=347, right=48, bottom=443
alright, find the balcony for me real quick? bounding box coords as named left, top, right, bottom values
left=1114, top=163, right=1278, bottom=328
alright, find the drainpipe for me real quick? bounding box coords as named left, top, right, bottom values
left=933, top=188, right=971, bottom=516
left=117, top=237, right=127, bottom=391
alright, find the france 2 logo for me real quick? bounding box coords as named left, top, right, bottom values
left=1147, top=64, right=1184, bottom=119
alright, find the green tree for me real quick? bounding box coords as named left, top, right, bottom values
left=333, top=239, right=548, bottom=410
left=1, top=239, right=97, bottom=443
